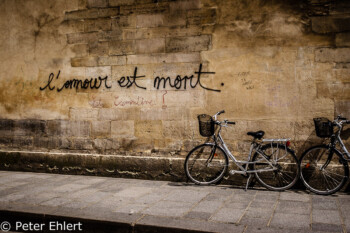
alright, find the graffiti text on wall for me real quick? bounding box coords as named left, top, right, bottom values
left=39, top=64, right=221, bottom=92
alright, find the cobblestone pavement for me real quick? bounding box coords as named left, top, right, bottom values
left=0, top=171, right=349, bottom=232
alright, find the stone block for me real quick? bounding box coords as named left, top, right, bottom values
left=71, top=57, right=98, bottom=67
left=33, top=137, right=50, bottom=149
left=112, top=15, right=136, bottom=29
left=99, top=30, right=123, bottom=41
left=164, top=12, right=187, bottom=27
left=109, top=0, right=135, bottom=7
left=140, top=107, right=190, bottom=121
left=12, top=136, right=33, bottom=148
left=135, top=38, right=165, bottom=54
left=65, top=9, right=99, bottom=20
left=92, top=138, right=115, bottom=151
left=169, top=0, right=201, bottom=12
left=136, top=14, right=165, bottom=28
left=89, top=41, right=109, bottom=56
left=87, top=0, right=108, bottom=8
left=316, top=81, right=350, bottom=99
left=91, top=121, right=111, bottom=137
left=71, top=44, right=89, bottom=57
left=98, top=56, right=126, bottom=66
left=65, top=8, right=119, bottom=20
left=119, top=138, right=155, bottom=152
left=13, top=120, right=47, bottom=137
left=0, top=119, right=14, bottom=137
left=47, top=120, right=70, bottom=136
left=111, top=120, right=135, bottom=138
left=122, top=28, right=154, bottom=40
left=78, top=0, right=87, bottom=9
left=67, top=32, right=99, bottom=44
left=315, top=48, right=350, bottom=63
left=0, top=137, right=13, bottom=146
left=123, top=26, right=202, bottom=40
left=166, top=35, right=211, bottom=53
left=336, top=32, right=350, bottom=47
left=58, top=138, right=72, bottom=149
left=312, top=223, right=343, bottom=232
left=162, top=120, right=195, bottom=139
left=99, top=108, right=141, bottom=121
left=335, top=100, right=350, bottom=118
left=84, top=18, right=111, bottom=32
left=68, top=121, right=90, bottom=137
left=312, top=16, right=350, bottom=33
left=58, top=20, right=84, bottom=34
left=98, top=8, right=120, bottom=18
left=109, top=40, right=135, bottom=55
left=334, top=68, right=350, bottom=82
left=127, top=52, right=200, bottom=64
left=120, top=3, right=168, bottom=15
left=72, top=138, right=93, bottom=150
left=269, top=213, right=310, bottom=229
left=187, top=8, right=216, bottom=25
left=135, top=120, right=162, bottom=139
left=69, top=108, right=99, bottom=120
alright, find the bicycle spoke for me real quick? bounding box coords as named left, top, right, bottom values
left=300, top=146, right=348, bottom=195
left=322, top=172, right=334, bottom=191
left=252, top=143, right=299, bottom=191
left=185, top=144, right=228, bottom=185
left=322, top=169, right=346, bottom=178
left=322, top=170, right=342, bottom=185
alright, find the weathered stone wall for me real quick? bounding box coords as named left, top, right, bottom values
left=0, top=0, right=349, bottom=183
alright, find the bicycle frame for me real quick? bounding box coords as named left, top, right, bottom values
left=213, top=131, right=284, bottom=175
left=332, top=121, right=350, bottom=160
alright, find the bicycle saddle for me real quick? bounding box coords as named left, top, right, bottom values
left=247, top=130, right=265, bottom=139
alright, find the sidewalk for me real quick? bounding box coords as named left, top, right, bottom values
left=0, top=171, right=348, bottom=233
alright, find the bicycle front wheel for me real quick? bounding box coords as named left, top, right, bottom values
left=252, top=143, right=299, bottom=191
left=184, top=144, right=228, bottom=185
left=300, top=145, right=349, bottom=195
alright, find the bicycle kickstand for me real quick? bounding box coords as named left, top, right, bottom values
left=245, top=174, right=253, bottom=191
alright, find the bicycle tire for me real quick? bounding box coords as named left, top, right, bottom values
left=299, top=145, right=349, bottom=195
left=251, top=143, right=299, bottom=191
left=184, top=143, right=229, bottom=185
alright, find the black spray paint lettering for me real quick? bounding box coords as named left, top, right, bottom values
left=39, top=71, right=60, bottom=91
left=153, top=64, right=221, bottom=92
left=39, top=70, right=112, bottom=92
left=57, top=76, right=111, bottom=92
left=40, top=64, right=221, bottom=92
left=117, top=67, right=146, bottom=90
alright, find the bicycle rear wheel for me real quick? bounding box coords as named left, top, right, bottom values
left=300, top=145, right=349, bottom=195
left=184, top=144, right=228, bottom=185
left=251, top=143, right=299, bottom=191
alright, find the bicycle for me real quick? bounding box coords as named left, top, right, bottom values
left=299, top=115, right=350, bottom=195
left=184, top=110, right=300, bottom=191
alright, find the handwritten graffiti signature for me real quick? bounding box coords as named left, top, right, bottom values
left=114, top=96, right=154, bottom=107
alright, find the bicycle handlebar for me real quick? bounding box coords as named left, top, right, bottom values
left=216, top=110, right=225, bottom=116
left=212, top=110, right=235, bottom=126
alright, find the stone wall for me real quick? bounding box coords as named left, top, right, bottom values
left=0, top=0, right=349, bottom=184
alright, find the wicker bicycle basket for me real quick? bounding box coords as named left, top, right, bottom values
left=198, top=114, right=215, bottom=137
left=313, top=117, right=333, bottom=138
